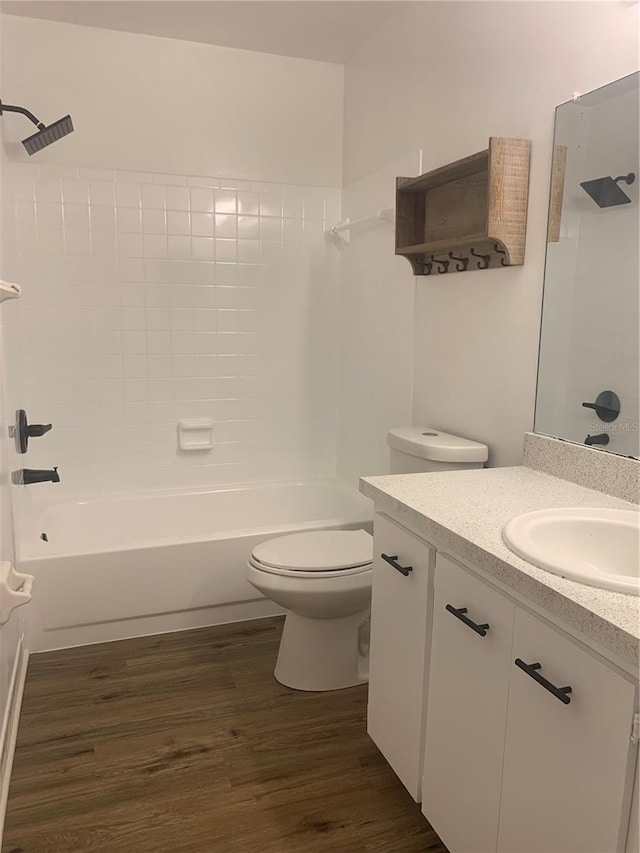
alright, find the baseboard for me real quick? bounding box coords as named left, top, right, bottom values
left=0, top=636, right=28, bottom=844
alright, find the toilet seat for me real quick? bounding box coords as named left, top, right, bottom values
left=250, top=529, right=373, bottom=577
left=248, top=557, right=372, bottom=578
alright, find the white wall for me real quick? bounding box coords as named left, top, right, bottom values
left=1, top=15, right=344, bottom=187
left=0, top=282, right=24, bottom=831
left=3, top=6, right=638, bottom=487
left=0, top=17, right=344, bottom=494
left=0, top=8, right=28, bottom=825
left=336, top=150, right=419, bottom=485
left=341, top=1, right=639, bottom=469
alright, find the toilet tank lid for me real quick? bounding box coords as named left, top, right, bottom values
left=387, top=427, right=489, bottom=463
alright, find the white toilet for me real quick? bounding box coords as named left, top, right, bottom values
left=246, top=427, right=488, bottom=691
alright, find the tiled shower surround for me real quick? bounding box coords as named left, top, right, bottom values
left=1, top=163, right=341, bottom=490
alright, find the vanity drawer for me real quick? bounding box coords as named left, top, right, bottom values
left=368, top=512, right=435, bottom=801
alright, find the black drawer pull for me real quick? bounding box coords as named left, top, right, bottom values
left=514, top=659, right=572, bottom=704
left=380, top=553, right=413, bottom=577
left=445, top=604, right=490, bottom=636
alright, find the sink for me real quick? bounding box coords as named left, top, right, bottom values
left=502, top=507, right=640, bottom=595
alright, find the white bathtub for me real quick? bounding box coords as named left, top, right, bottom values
left=19, top=479, right=373, bottom=652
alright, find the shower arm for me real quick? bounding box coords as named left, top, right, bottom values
left=0, top=101, right=46, bottom=131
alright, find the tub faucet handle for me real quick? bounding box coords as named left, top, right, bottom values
left=26, top=422, right=52, bottom=438
left=12, top=409, right=53, bottom=454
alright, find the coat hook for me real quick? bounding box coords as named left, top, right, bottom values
left=415, top=259, right=433, bottom=275
left=470, top=248, right=491, bottom=269
left=431, top=255, right=450, bottom=274
left=493, top=243, right=508, bottom=266
left=448, top=252, right=469, bottom=272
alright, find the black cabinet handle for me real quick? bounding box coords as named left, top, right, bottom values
left=445, top=604, right=490, bottom=636
left=380, top=553, right=413, bottom=577
left=514, top=659, right=572, bottom=704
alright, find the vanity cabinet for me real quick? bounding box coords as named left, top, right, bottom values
left=497, top=607, right=636, bottom=853
left=423, top=553, right=638, bottom=853
left=367, top=513, right=435, bottom=800
left=422, top=555, right=514, bottom=852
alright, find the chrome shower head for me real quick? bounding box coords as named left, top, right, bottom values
left=0, top=100, right=74, bottom=155
left=21, top=115, right=74, bottom=155
left=580, top=173, right=636, bottom=208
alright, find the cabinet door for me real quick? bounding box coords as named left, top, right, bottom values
left=627, top=757, right=639, bottom=853
left=498, top=609, right=637, bottom=853
left=422, top=554, right=515, bottom=853
left=367, top=513, right=434, bottom=800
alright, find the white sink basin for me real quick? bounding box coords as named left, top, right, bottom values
left=502, top=507, right=640, bottom=595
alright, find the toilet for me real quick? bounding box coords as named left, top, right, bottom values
left=246, top=427, right=488, bottom=691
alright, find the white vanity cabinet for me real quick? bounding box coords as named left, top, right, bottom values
left=422, top=554, right=515, bottom=853
left=423, top=553, right=639, bottom=853
left=498, top=607, right=637, bottom=853
left=367, top=512, right=435, bottom=800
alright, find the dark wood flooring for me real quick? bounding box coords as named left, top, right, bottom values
left=3, top=617, right=448, bottom=853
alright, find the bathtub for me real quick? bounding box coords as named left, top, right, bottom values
left=18, top=479, right=373, bottom=652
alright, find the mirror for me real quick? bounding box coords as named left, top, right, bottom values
left=536, top=72, right=639, bottom=458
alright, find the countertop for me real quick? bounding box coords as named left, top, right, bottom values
left=360, top=466, right=640, bottom=667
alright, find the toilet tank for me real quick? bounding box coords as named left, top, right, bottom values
left=387, top=427, right=488, bottom=474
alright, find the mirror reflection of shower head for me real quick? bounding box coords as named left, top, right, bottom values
left=580, top=172, right=636, bottom=208
left=0, top=100, right=74, bottom=155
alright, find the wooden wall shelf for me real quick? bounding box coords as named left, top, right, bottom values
left=547, top=144, right=567, bottom=243
left=395, top=137, right=531, bottom=275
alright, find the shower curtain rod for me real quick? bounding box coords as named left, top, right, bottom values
left=328, top=207, right=394, bottom=238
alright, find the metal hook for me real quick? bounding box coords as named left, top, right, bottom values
left=493, top=244, right=508, bottom=267
left=470, top=248, right=491, bottom=270
left=431, top=255, right=450, bottom=274
left=415, top=259, right=433, bottom=275
left=448, top=252, right=469, bottom=272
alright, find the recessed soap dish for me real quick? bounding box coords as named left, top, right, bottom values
left=177, top=419, right=214, bottom=451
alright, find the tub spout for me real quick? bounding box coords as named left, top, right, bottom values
left=14, top=467, right=60, bottom=485
left=584, top=433, right=609, bottom=447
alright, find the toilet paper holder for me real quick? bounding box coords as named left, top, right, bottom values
left=0, top=561, right=34, bottom=625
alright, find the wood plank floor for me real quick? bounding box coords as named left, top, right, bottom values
left=3, top=617, right=448, bottom=853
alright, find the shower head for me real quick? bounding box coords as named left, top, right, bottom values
left=21, top=115, right=74, bottom=155
left=0, top=100, right=74, bottom=155
left=580, top=173, right=636, bottom=208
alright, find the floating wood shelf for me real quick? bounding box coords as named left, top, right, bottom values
left=396, top=137, right=531, bottom=275
left=547, top=144, right=568, bottom=243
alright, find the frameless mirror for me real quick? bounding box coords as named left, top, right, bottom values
left=536, top=72, right=639, bottom=458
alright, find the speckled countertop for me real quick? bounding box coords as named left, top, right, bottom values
left=360, top=466, right=640, bottom=668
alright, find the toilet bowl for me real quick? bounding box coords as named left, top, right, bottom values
left=247, top=427, right=488, bottom=693
left=246, top=529, right=373, bottom=691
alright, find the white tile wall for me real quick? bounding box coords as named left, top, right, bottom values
left=1, top=162, right=341, bottom=491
